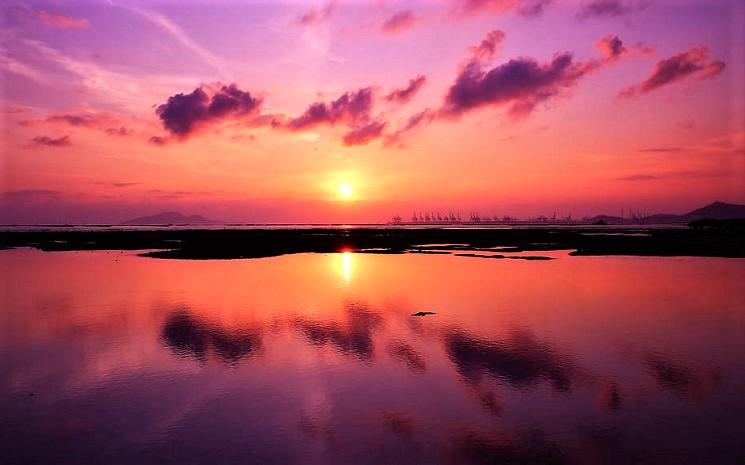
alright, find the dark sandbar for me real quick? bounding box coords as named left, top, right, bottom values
left=1, top=226, right=743, bottom=259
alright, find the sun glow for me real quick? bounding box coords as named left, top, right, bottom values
left=338, top=183, right=353, bottom=200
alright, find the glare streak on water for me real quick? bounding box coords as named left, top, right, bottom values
left=0, top=248, right=744, bottom=465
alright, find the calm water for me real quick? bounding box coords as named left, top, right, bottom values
left=1, top=249, right=744, bottom=465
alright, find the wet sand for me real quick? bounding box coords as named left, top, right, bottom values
left=1, top=226, right=744, bottom=259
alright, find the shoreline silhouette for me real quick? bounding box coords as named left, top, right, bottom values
left=1, top=225, right=743, bottom=259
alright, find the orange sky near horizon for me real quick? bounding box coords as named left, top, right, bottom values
left=1, top=0, right=744, bottom=223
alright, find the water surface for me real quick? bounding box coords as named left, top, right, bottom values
left=1, top=249, right=744, bottom=464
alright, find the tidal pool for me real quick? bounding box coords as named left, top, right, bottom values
left=1, top=249, right=744, bottom=464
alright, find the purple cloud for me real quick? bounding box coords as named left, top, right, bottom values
left=443, top=53, right=595, bottom=119
left=620, top=46, right=725, bottom=97
left=342, top=121, right=386, bottom=146
left=32, top=135, right=71, bottom=147
left=155, top=84, right=262, bottom=138
left=296, top=2, right=335, bottom=26
left=470, top=30, right=506, bottom=62
left=456, top=0, right=553, bottom=17
left=287, top=87, right=374, bottom=131
left=577, top=0, right=647, bottom=19
left=595, top=35, right=627, bottom=62
left=343, top=121, right=387, bottom=146
left=381, top=10, right=417, bottom=34
left=384, top=76, right=427, bottom=105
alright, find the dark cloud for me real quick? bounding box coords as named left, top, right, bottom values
left=20, top=112, right=132, bottom=138
left=620, top=46, right=725, bottom=97
left=470, top=30, right=506, bottom=62
left=617, top=169, right=725, bottom=182
left=443, top=53, right=596, bottom=119
left=595, top=35, right=627, bottom=62
left=95, top=182, right=140, bottom=188
left=617, top=174, right=658, bottom=181
left=445, top=328, right=576, bottom=391
left=457, top=0, right=553, bottom=17
left=46, top=114, right=100, bottom=127
left=20, top=112, right=107, bottom=128
left=380, top=10, right=417, bottom=34
left=386, top=34, right=622, bottom=146
left=517, top=0, right=553, bottom=16
left=1, top=189, right=61, bottom=199
left=293, top=304, right=383, bottom=360
left=155, top=84, right=262, bottom=138
left=577, top=0, right=646, bottom=19
left=148, top=135, right=168, bottom=146
left=160, top=310, right=262, bottom=364
left=295, top=1, right=335, bottom=26
left=638, top=147, right=681, bottom=153
left=287, top=87, right=374, bottom=131
left=384, top=75, right=427, bottom=105
left=104, top=126, right=132, bottom=137
left=32, top=135, right=71, bottom=147
left=342, top=121, right=386, bottom=146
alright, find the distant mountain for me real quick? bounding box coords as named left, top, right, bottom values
left=681, top=202, right=745, bottom=221
left=586, top=202, right=745, bottom=225
left=120, top=211, right=213, bottom=225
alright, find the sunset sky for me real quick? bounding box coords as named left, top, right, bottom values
left=1, top=0, right=744, bottom=223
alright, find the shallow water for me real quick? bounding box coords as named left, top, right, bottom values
left=1, top=249, right=744, bottom=465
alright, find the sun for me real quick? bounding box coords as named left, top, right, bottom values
left=338, top=183, right=353, bottom=200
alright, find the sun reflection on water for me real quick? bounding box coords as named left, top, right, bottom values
left=340, top=251, right=352, bottom=285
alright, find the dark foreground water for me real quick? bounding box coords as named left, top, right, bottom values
left=1, top=249, right=744, bottom=465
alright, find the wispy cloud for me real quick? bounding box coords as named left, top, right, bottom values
left=620, top=46, right=725, bottom=97
left=638, top=147, right=682, bottom=153
left=577, top=0, right=648, bottom=20
left=617, top=174, right=658, bottom=181
left=112, top=2, right=230, bottom=80
left=380, top=10, right=417, bottom=34
left=7, top=34, right=204, bottom=110
left=1, top=189, right=62, bottom=199
left=36, top=9, right=90, bottom=29
left=31, top=135, right=72, bottom=147
left=384, top=76, right=427, bottom=105
left=295, top=1, right=336, bottom=26
left=455, top=0, right=554, bottom=17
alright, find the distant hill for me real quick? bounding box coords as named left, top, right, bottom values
left=120, top=211, right=213, bottom=225
left=587, top=202, right=745, bottom=225
left=681, top=202, right=745, bottom=221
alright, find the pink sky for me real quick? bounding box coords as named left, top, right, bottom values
left=1, top=0, right=744, bottom=223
